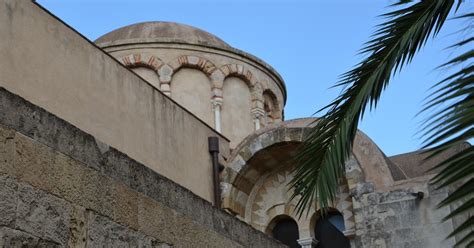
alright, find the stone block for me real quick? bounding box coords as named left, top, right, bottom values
left=129, top=161, right=170, bottom=206
left=112, top=181, right=139, bottom=230
left=383, top=215, right=401, bottom=230
left=0, top=125, right=15, bottom=176
left=0, top=175, right=17, bottom=227
left=86, top=211, right=157, bottom=248
left=167, top=181, right=195, bottom=216
left=248, top=140, right=263, bottom=156
left=228, top=217, right=249, bottom=246
left=258, top=132, right=274, bottom=149
left=238, top=147, right=252, bottom=162
left=15, top=182, right=70, bottom=246
left=137, top=196, right=179, bottom=245
left=285, top=128, right=302, bottom=141
left=187, top=193, right=214, bottom=229
left=212, top=209, right=232, bottom=238
left=102, top=148, right=131, bottom=186
left=229, top=155, right=246, bottom=173
left=68, top=205, right=87, bottom=248
left=0, top=227, right=39, bottom=248
left=399, top=205, right=422, bottom=228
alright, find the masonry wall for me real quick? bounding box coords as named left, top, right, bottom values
left=350, top=180, right=457, bottom=248
left=0, top=0, right=228, bottom=202
left=0, top=87, right=285, bottom=247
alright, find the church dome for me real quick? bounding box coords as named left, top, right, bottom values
left=95, top=21, right=231, bottom=48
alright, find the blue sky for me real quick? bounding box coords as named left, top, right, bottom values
left=37, top=0, right=472, bottom=156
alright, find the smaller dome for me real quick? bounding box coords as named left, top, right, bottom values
left=95, top=21, right=230, bottom=49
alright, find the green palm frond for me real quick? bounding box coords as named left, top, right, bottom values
left=420, top=28, right=473, bottom=245
left=290, top=0, right=458, bottom=218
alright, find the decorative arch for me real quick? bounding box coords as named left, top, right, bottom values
left=167, top=55, right=218, bottom=78
left=311, top=209, right=351, bottom=247
left=218, top=63, right=257, bottom=87
left=221, top=118, right=395, bottom=232
left=119, top=53, right=163, bottom=71
left=310, top=208, right=342, bottom=234
left=262, top=89, right=282, bottom=124
left=309, top=188, right=356, bottom=238
left=266, top=214, right=297, bottom=235
left=266, top=215, right=300, bottom=248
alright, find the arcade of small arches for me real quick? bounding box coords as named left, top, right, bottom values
left=118, top=53, right=283, bottom=137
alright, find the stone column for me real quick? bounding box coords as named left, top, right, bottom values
left=212, top=97, right=223, bottom=132
left=297, top=238, right=318, bottom=248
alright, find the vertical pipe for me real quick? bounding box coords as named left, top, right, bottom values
left=208, top=137, right=221, bottom=207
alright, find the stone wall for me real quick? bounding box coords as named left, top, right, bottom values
left=0, top=0, right=228, bottom=202
left=0, top=87, right=285, bottom=247
left=350, top=181, right=456, bottom=248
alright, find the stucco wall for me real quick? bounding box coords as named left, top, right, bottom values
left=0, top=0, right=229, bottom=202
left=171, top=69, right=214, bottom=127
left=222, top=77, right=254, bottom=147
left=132, top=67, right=161, bottom=89
left=0, top=87, right=285, bottom=247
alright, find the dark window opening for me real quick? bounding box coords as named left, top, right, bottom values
left=272, top=218, right=300, bottom=248
left=315, top=212, right=350, bottom=248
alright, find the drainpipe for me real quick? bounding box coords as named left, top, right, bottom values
left=208, top=137, right=223, bottom=207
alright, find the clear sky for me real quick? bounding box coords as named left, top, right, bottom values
left=37, top=0, right=472, bottom=156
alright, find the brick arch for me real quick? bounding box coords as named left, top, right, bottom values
left=119, top=53, right=163, bottom=71
left=218, top=63, right=257, bottom=87
left=167, top=55, right=218, bottom=78
left=217, top=64, right=263, bottom=116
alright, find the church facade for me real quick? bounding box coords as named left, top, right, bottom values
left=0, top=1, right=468, bottom=247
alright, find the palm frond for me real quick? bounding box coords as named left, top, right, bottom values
left=290, top=0, right=458, bottom=217
left=420, top=18, right=473, bottom=244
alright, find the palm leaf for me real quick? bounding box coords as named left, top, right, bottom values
left=290, top=0, right=458, bottom=218
left=420, top=23, right=473, bottom=244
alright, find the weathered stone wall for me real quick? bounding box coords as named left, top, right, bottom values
left=350, top=180, right=456, bottom=248
left=0, top=0, right=229, bottom=202
left=0, top=87, right=285, bottom=247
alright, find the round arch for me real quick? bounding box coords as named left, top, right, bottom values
left=119, top=53, right=163, bottom=71
left=221, top=118, right=395, bottom=225
left=266, top=215, right=300, bottom=248
left=218, top=63, right=257, bottom=87
left=167, top=55, right=218, bottom=78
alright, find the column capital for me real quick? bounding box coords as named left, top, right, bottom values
left=297, top=237, right=318, bottom=248
left=211, top=96, right=223, bottom=108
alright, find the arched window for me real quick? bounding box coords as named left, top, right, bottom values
left=262, top=90, right=281, bottom=126
left=270, top=217, right=300, bottom=248
left=314, top=212, right=350, bottom=248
